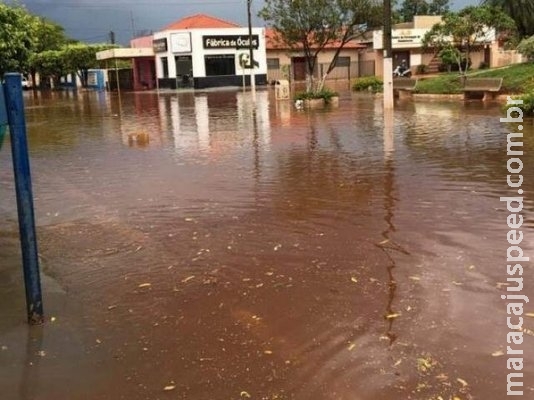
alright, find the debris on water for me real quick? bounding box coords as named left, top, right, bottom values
left=417, top=355, right=436, bottom=373
left=264, top=350, right=273, bottom=355
left=138, top=283, right=151, bottom=288
left=1, top=345, right=8, bottom=351
left=240, top=391, right=251, bottom=398
left=385, top=313, right=401, bottom=319
left=525, top=313, right=534, bottom=318
left=50, top=316, right=56, bottom=322
left=491, top=350, right=505, bottom=357
left=273, top=244, right=282, bottom=251
left=350, top=277, right=358, bottom=283
left=182, top=275, right=195, bottom=283
left=107, top=305, right=117, bottom=310
left=163, top=385, right=176, bottom=391
left=457, top=378, right=468, bottom=387
left=347, top=343, right=356, bottom=351
left=37, top=350, right=46, bottom=357
left=409, top=276, right=420, bottom=281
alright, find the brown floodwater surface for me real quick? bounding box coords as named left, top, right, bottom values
left=1, top=88, right=533, bottom=400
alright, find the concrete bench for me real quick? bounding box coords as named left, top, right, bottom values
left=393, top=78, right=418, bottom=99
left=462, top=77, right=503, bottom=101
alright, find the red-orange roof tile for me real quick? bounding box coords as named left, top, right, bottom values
left=162, top=14, right=241, bottom=31
left=265, top=28, right=366, bottom=50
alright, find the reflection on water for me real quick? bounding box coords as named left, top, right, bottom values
left=1, top=88, right=533, bottom=399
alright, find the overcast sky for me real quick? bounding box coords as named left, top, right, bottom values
left=18, top=0, right=479, bottom=46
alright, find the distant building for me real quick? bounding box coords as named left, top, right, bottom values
left=264, top=28, right=374, bottom=83
left=153, top=14, right=267, bottom=89
left=366, top=15, right=510, bottom=76
left=97, top=14, right=267, bottom=91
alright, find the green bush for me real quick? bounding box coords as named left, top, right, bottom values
left=352, top=76, right=383, bottom=92
left=416, top=64, right=427, bottom=75
left=504, top=92, right=534, bottom=116
left=294, top=88, right=338, bottom=103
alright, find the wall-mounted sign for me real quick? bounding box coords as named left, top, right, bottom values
left=203, top=35, right=259, bottom=50
left=392, top=30, right=422, bottom=44
left=153, top=38, right=168, bottom=53
left=170, top=32, right=192, bottom=53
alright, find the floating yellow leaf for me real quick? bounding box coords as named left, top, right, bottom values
left=386, top=313, right=401, bottom=319
left=525, top=313, right=534, bottom=318
left=264, top=350, right=273, bottom=355
left=240, top=391, right=251, bottom=398
left=181, top=275, right=195, bottom=283
left=164, top=385, right=176, bottom=391
left=409, top=276, right=420, bottom=281
left=351, top=277, right=358, bottom=283
left=492, top=350, right=505, bottom=357
left=138, top=283, right=151, bottom=288
left=347, top=343, right=356, bottom=351
left=457, top=378, right=468, bottom=387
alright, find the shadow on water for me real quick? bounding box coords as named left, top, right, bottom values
left=0, top=88, right=533, bottom=399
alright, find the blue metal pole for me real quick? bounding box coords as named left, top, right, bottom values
left=3, top=73, right=44, bottom=324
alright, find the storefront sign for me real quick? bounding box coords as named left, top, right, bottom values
left=203, top=35, right=259, bottom=50
left=171, top=32, right=192, bottom=53
left=153, top=38, right=168, bottom=53
left=392, top=30, right=422, bottom=45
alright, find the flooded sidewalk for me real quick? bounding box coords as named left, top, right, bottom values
left=1, top=89, right=533, bottom=399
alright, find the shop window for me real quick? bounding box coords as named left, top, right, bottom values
left=267, top=58, right=280, bottom=70
left=161, top=57, right=169, bottom=78
left=205, top=55, right=235, bottom=76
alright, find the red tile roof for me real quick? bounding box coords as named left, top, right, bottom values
left=265, top=28, right=365, bottom=50
left=162, top=14, right=241, bottom=31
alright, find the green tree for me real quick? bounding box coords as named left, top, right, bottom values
left=517, top=36, right=534, bottom=61
left=259, top=0, right=382, bottom=93
left=423, top=6, right=516, bottom=74
left=27, top=17, right=70, bottom=88
left=63, top=43, right=114, bottom=88
left=0, top=3, right=35, bottom=75
left=29, top=50, right=68, bottom=88
left=398, top=0, right=449, bottom=22
left=428, top=0, right=450, bottom=15
left=399, top=0, right=428, bottom=22
left=481, top=0, right=534, bottom=38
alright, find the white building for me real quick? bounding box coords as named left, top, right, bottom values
left=152, top=14, right=267, bottom=89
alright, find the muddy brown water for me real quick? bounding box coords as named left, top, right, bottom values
left=1, top=88, right=533, bottom=400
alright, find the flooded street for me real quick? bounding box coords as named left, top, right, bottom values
left=1, top=88, right=533, bottom=399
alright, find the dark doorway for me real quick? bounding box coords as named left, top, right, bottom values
left=175, top=55, right=193, bottom=88
left=292, top=57, right=307, bottom=81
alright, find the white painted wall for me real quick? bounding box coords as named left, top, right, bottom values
left=153, top=27, right=267, bottom=79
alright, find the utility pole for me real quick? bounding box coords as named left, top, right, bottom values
left=109, top=30, right=115, bottom=45
left=247, top=0, right=256, bottom=103
left=130, top=10, right=137, bottom=39
left=383, top=0, right=394, bottom=111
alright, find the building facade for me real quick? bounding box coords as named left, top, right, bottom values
left=152, top=15, right=267, bottom=89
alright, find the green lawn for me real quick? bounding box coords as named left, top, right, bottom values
left=415, top=63, right=534, bottom=95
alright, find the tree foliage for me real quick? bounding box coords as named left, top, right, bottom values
left=0, top=4, right=35, bottom=75
left=481, top=0, right=534, bottom=38
left=423, top=5, right=516, bottom=74
left=0, top=2, right=72, bottom=84
left=398, top=0, right=450, bottom=22
left=517, top=36, right=534, bottom=61
left=259, top=0, right=382, bottom=93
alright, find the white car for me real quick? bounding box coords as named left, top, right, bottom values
left=21, top=77, right=31, bottom=89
